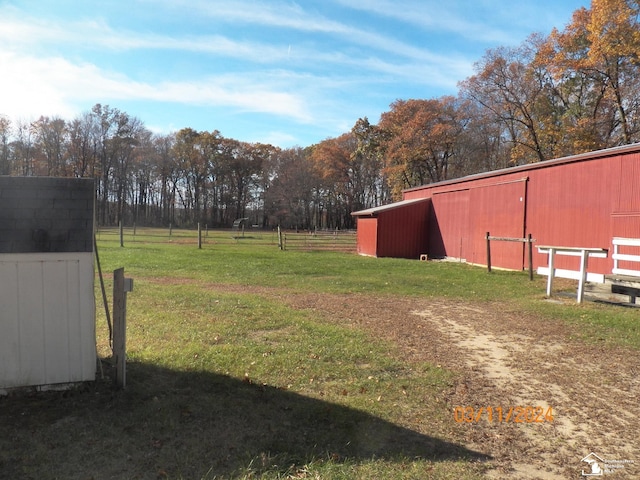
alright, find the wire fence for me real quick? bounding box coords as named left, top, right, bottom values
left=282, top=230, right=356, bottom=252
left=96, top=226, right=356, bottom=253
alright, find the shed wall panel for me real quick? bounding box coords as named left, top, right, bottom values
left=377, top=201, right=430, bottom=258
left=43, top=261, right=72, bottom=384
left=356, top=217, right=378, bottom=256
left=18, top=261, right=46, bottom=385
left=0, top=262, right=19, bottom=384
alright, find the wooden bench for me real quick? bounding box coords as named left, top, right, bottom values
left=611, top=284, right=640, bottom=304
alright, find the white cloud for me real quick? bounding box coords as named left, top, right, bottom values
left=0, top=52, right=86, bottom=120
left=0, top=49, right=312, bottom=124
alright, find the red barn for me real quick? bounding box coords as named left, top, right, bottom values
left=352, top=143, right=640, bottom=275
left=354, top=198, right=430, bottom=258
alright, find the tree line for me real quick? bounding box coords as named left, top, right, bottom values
left=1, top=0, right=638, bottom=229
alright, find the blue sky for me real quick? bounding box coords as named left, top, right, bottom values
left=0, top=0, right=588, bottom=148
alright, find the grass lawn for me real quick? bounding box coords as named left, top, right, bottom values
left=2, top=228, right=639, bottom=479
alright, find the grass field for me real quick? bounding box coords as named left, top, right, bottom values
left=2, top=228, right=639, bottom=479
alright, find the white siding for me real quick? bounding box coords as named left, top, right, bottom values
left=0, top=253, right=95, bottom=389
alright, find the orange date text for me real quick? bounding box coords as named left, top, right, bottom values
left=453, top=405, right=554, bottom=423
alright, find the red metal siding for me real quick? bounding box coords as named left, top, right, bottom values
left=614, top=153, right=640, bottom=213
left=425, top=179, right=526, bottom=268
left=430, top=189, right=470, bottom=260
left=359, top=145, right=640, bottom=274
left=468, top=180, right=527, bottom=269
left=525, top=158, right=615, bottom=272
left=612, top=153, right=640, bottom=242
left=377, top=200, right=430, bottom=258
left=356, top=217, right=378, bottom=256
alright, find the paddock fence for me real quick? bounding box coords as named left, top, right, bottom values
left=95, top=226, right=356, bottom=253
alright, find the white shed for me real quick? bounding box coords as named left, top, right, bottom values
left=0, top=177, right=96, bottom=391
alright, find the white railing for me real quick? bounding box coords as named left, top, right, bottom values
left=612, top=237, right=640, bottom=277
left=537, top=246, right=608, bottom=303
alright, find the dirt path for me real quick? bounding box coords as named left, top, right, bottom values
left=276, top=292, right=640, bottom=479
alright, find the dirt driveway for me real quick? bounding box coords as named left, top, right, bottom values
left=277, top=292, right=640, bottom=479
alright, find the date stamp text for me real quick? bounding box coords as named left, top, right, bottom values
left=453, top=405, right=554, bottom=423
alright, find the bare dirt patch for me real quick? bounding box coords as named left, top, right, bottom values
left=271, top=291, right=640, bottom=479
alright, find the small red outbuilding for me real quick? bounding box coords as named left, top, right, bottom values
left=352, top=143, right=640, bottom=275
left=353, top=198, right=430, bottom=259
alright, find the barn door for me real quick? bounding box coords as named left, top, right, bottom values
left=468, top=179, right=528, bottom=270
left=429, top=189, right=470, bottom=260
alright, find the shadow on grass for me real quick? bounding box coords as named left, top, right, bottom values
left=0, top=361, right=488, bottom=479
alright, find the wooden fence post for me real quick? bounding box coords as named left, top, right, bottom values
left=113, top=268, right=133, bottom=388
left=486, top=232, right=492, bottom=273
left=119, top=221, right=124, bottom=247
left=528, top=233, right=534, bottom=281
left=198, top=223, right=202, bottom=249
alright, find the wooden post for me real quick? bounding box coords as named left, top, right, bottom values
left=277, top=225, right=283, bottom=250
left=486, top=232, right=491, bottom=273
left=198, top=222, right=202, bottom=249
left=119, top=221, right=124, bottom=247
left=169, top=223, right=172, bottom=236
left=113, top=268, right=133, bottom=388
left=94, top=236, right=112, bottom=347
left=528, top=234, right=534, bottom=281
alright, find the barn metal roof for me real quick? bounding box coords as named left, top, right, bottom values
left=403, top=142, right=640, bottom=194
left=351, top=197, right=430, bottom=217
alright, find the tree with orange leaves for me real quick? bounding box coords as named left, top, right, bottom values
left=378, top=97, right=466, bottom=198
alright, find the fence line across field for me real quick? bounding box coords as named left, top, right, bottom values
left=96, top=226, right=356, bottom=252
left=96, top=226, right=280, bottom=246
left=281, top=230, right=356, bottom=252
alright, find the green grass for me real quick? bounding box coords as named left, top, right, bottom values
left=96, top=228, right=640, bottom=350
left=2, top=228, right=638, bottom=480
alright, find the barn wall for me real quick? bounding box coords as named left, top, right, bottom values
left=430, top=189, right=470, bottom=260
left=467, top=179, right=527, bottom=269
left=400, top=146, right=640, bottom=274
left=377, top=200, right=430, bottom=259
left=525, top=157, right=616, bottom=272
left=426, top=178, right=527, bottom=268
left=356, top=217, right=378, bottom=256
left=611, top=152, right=640, bottom=241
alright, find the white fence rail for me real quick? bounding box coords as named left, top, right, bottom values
left=612, top=237, right=640, bottom=277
